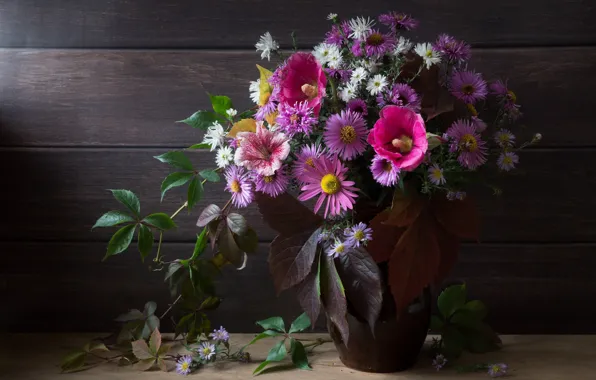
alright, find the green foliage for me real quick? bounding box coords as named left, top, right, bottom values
left=208, top=94, right=233, bottom=115
left=92, top=210, right=135, bottom=229
left=154, top=151, right=194, bottom=171
left=187, top=176, right=204, bottom=210
left=256, top=316, right=285, bottom=333
left=178, top=110, right=219, bottom=130
left=61, top=341, right=111, bottom=373
left=199, top=169, right=221, bottom=183
left=137, top=224, right=154, bottom=260
left=142, top=213, right=177, bottom=230
left=115, top=301, right=160, bottom=343
left=131, top=329, right=171, bottom=372
left=288, top=313, right=311, bottom=334
left=160, top=172, right=194, bottom=200
left=110, top=189, right=141, bottom=217
left=188, top=142, right=212, bottom=149
left=104, top=224, right=136, bottom=260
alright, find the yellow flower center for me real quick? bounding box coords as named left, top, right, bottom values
left=383, top=161, right=393, bottom=172
left=181, top=362, right=189, bottom=370
left=305, top=157, right=315, bottom=167
left=498, top=134, right=510, bottom=144
left=466, top=103, right=478, bottom=116
left=301, top=83, right=318, bottom=100
left=366, top=33, right=384, bottom=46
left=392, top=135, right=413, bottom=153
left=264, top=175, right=274, bottom=183
left=431, top=168, right=443, bottom=180
left=507, top=90, right=517, bottom=103
left=340, top=125, right=357, bottom=143
left=230, top=180, right=241, bottom=193
left=354, top=230, right=365, bottom=240
left=202, top=348, right=211, bottom=355
left=460, top=134, right=478, bottom=152
left=502, top=156, right=513, bottom=165
left=462, top=84, right=475, bottom=95
left=335, top=243, right=346, bottom=254
left=425, top=50, right=433, bottom=58
left=321, top=174, right=341, bottom=195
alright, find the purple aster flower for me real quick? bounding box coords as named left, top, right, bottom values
left=347, top=99, right=368, bottom=116
left=490, top=79, right=509, bottom=98
left=255, top=97, right=278, bottom=121
left=370, top=154, right=400, bottom=187
left=494, top=129, right=516, bottom=147
left=198, top=342, right=216, bottom=361
left=428, top=164, right=446, bottom=185
left=209, top=326, right=230, bottom=343
left=432, top=354, right=447, bottom=371
left=176, top=355, right=193, bottom=375
left=434, top=34, right=471, bottom=63
left=344, top=222, right=373, bottom=247
left=378, top=12, right=419, bottom=31
left=276, top=101, right=317, bottom=136
left=327, top=239, right=348, bottom=258
left=325, top=68, right=352, bottom=83
left=255, top=166, right=289, bottom=197
left=471, top=116, right=487, bottom=132
left=376, top=83, right=421, bottom=111
left=450, top=71, right=488, bottom=104
left=269, top=61, right=287, bottom=87
left=488, top=363, right=509, bottom=378
left=490, top=79, right=520, bottom=116
left=224, top=165, right=254, bottom=208
left=446, top=119, right=488, bottom=170
left=446, top=190, right=467, bottom=201
left=318, top=229, right=334, bottom=243
left=293, top=144, right=325, bottom=183
left=324, top=109, right=368, bottom=160
left=351, top=42, right=364, bottom=57
left=363, top=30, right=396, bottom=57
left=497, top=151, right=519, bottom=171
left=325, top=21, right=350, bottom=45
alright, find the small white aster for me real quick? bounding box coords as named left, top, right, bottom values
left=494, top=129, right=516, bottom=147
left=255, top=32, right=279, bottom=61
left=249, top=79, right=261, bottom=104
left=393, top=36, right=413, bottom=56
left=327, top=239, right=348, bottom=258
left=216, top=146, right=234, bottom=168
left=350, top=67, right=368, bottom=84
left=366, top=74, right=388, bottom=95
left=202, top=122, right=225, bottom=151
left=428, top=164, right=446, bottom=185
left=362, top=59, right=381, bottom=74
left=327, top=13, right=338, bottom=21
left=497, top=152, right=519, bottom=171
left=347, top=17, right=374, bottom=40
left=327, top=51, right=343, bottom=69
left=414, top=43, right=442, bottom=69
left=339, top=82, right=357, bottom=102
left=313, top=43, right=341, bottom=66
left=226, top=108, right=238, bottom=118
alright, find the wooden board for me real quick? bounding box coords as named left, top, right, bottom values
left=1, top=242, right=595, bottom=334
left=0, top=148, right=593, bottom=243
left=0, top=1, right=595, bottom=48
left=1, top=48, right=595, bottom=147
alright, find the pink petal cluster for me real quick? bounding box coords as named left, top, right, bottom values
left=367, top=106, right=428, bottom=171
left=278, top=52, right=327, bottom=116
left=234, top=123, right=290, bottom=176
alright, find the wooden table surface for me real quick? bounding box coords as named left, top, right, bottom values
left=1, top=334, right=594, bottom=379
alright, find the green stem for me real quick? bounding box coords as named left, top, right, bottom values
left=171, top=201, right=189, bottom=219
left=328, top=78, right=340, bottom=112
left=153, top=200, right=189, bottom=263
left=301, top=337, right=332, bottom=349
left=159, top=294, right=182, bottom=320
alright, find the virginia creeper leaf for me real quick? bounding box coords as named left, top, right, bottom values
left=438, top=284, right=467, bottom=319
left=197, top=204, right=221, bottom=227
left=321, top=254, right=349, bottom=344
left=218, top=227, right=245, bottom=268
left=385, top=187, right=426, bottom=227
left=227, top=213, right=248, bottom=236
left=104, top=224, right=137, bottom=260
left=110, top=189, right=140, bottom=217
left=233, top=227, right=259, bottom=254
left=134, top=358, right=155, bottom=371
left=295, top=251, right=321, bottom=328
left=247, top=330, right=280, bottom=346
left=154, top=151, right=194, bottom=171
left=366, top=210, right=404, bottom=263
left=149, top=328, right=161, bottom=354
left=160, top=172, right=194, bottom=201
left=256, top=316, right=285, bottom=332
left=266, top=339, right=287, bottom=362
left=143, top=213, right=176, bottom=231
left=290, top=339, right=311, bottom=370
left=462, top=300, right=488, bottom=321
left=288, top=313, right=311, bottom=334
left=138, top=224, right=153, bottom=260
left=131, top=339, right=153, bottom=360
left=93, top=210, right=135, bottom=229
left=255, top=192, right=323, bottom=237
left=433, top=196, right=481, bottom=240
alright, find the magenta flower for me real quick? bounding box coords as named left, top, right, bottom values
left=488, top=363, right=508, bottom=378
left=362, top=30, right=395, bottom=57
left=344, top=222, right=373, bottom=247
left=278, top=52, right=327, bottom=116
left=351, top=42, right=364, bottom=57
left=428, top=164, right=446, bottom=185
left=347, top=99, right=368, bottom=116
left=497, top=151, right=519, bottom=171
left=276, top=101, right=318, bottom=136
left=325, top=21, right=350, bottom=45
left=324, top=110, right=368, bottom=160
left=224, top=166, right=254, bottom=208
left=176, top=355, right=193, bottom=375
left=434, top=34, right=471, bottom=63
left=298, top=155, right=358, bottom=218
left=293, top=144, right=326, bottom=183
left=378, top=12, right=419, bottom=31
left=325, top=68, right=352, bottom=83
left=377, top=83, right=421, bottom=112
left=367, top=106, right=428, bottom=171
left=234, top=123, right=290, bottom=176
left=450, top=71, right=488, bottom=104
left=255, top=166, right=289, bottom=197
left=446, top=119, right=488, bottom=170
left=370, top=154, right=400, bottom=186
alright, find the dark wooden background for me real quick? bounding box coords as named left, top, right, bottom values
left=1, top=1, right=595, bottom=334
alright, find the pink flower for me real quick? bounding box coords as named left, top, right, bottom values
left=298, top=155, right=358, bottom=218
left=234, top=123, right=290, bottom=176
left=278, top=52, right=327, bottom=116
left=367, top=106, right=428, bottom=171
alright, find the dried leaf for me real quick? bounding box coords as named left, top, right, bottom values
left=134, top=358, right=156, bottom=371
left=256, top=64, right=274, bottom=105
left=336, top=247, right=382, bottom=332
left=149, top=328, right=161, bottom=355
left=269, top=229, right=320, bottom=295
left=366, top=210, right=404, bottom=263
left=255, top=192, right=323, bottom=237
left=385, top=187, right=426, bottom=227
left=131, top=339, right=154, bottom=360
left=295, top=251, right=322, bottom=328
left=388, top=212, right=441, bottom=311
left=227, top=118, right=257, bottom=138
left=433, top=196, right=481, bottom=240
left=157, top=358, right=168, bottom=372
left=265, top=111, right=279, bottom=126
left=320, top=254, right=349, bottom=345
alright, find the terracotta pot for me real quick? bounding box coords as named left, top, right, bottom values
left=327, top=284, right=431, bottom=373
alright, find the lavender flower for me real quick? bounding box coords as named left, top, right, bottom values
left=370, top=154, right=400, bottom=186
left=378, top=12, right=419, bottom=31
left=209, top=326, right=230, bottom=343
left=361, top=30, right=395, bottom=57
left=325, top=21, right=350, bottom=45
left=344, top=222, right=373, bottom=247
left=224, top=165, right=254, bottom=208
left=198, top=342, right=216, bottom=361
left=255, top=167, right=289, bottom=197
left=176, top=355, right=193, bottom=376
left=450, top=71, right=488, bottom=104
left=497, top=152, right=519, bottom=171
left=494, top=129, right=516, bottom=147
left=434, top=34, right=471, bottom=63
left=327, top=239, right=348, bottom=258
left=432, top=354, right=447, bottom=371
left=324, top=109, right=368, bottom=160
left=276, top=101, right=318, bottom=136
left=376, top=83, right=421, bottom=112
left=347, top=99, right=368, bottom=116
left=428, top=164, right=446, bottom=185
left=488, top=363, right=509, bottom=377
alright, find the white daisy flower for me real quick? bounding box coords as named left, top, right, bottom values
left=347, top=17, right=374, bottom=40
left=366, top=74, right=388, bottom=95
left=202, top=122, right=225, bottom=151
left=414, top=43, right=442, bottom=69
left=392, top=36, right=413, bottom=56
left=327, top=13, right=338, bottom=21
left=255, top=32, right=279, bottom=61
left=339, top=82, right=357, bottom=102
left=226, top=108, right=238, bottom=118
left=350, top=67, right=368, bottom=84
left=327, top=50, right=343, bottom=69
left=216, top=146, right=234, bottom=168
left=362, top=59, right=381, bottom=74
left=313, top=43, right=341, bottom=66
left=249, top=79, right=261, bottom=104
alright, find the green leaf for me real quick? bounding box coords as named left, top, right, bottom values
left=188, top=143, right=212, bottom=149
left=187, top=176, right=204, bottom=210
left=144, top=301, right=157, bottom=317
left=145, top=315, right=160, bottom=338
left=165, top=261, right=183, bottom=281
left=175, top=313, right=195, bottom=338
left=247, top=330, right=280, bottom=346
left=143, top=213, right=177, bottom=230
left=199, top=169, right=221, bottom=183
left=178, top=110, right=219, bottom=130
left=256, top=316, right=285, bottom=332
left=84, top=342, right=109, bottom=353
left=209, top=94, right=233, bottom=115
left=154, top=151, right=194, bottom=171
left=115, top=309, right=144, bottom=322
left=290, top=339, right=311, bottom=370
left=110, top=189, right=140, bottom=217
left=451, top=309, right=483, bottom=329
left=438, top=284, right=467, bottom=319
left=104, top=224, right=137, bottom=260
left=160, top=172, right=194, bottom=201
left=266, top=339, right=287, bottom=362
left=227, top=213, right=248, bottom=235
left=462, top=300, right=488, bottom=320
left=430, top=315, right=445, bottom=331
left=61, top=351, right=87, bottom=373
left=189, top=229, right=209, bottom=262
left=93, top=210, right=135, bottom=229
left=288, top=313, right=311, bottom=334
left=137, top=224, right=153, bottom=260
left=442, top=326, right=466, bottom=359
left=253, top=360, right=271, bottom=375
left=233, top=227, right=259, bottom=254
left=131, top=340, right=154, bottom=360
left=198, top=296, right=221, bottom=311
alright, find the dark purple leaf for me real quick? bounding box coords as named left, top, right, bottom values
left=295, top=251, right=321, bottom=328
left=207, top=219, right=225, bottom=251
left=321, top=254, right=349, bottom=345
left=227, top=213, right=248, bottom=235
left=197, top=204, right=221, bottom=227
left=218, top=227, right=245, bottom=268
left=255, top=192, right=323, bottom=237
left=268, top=228, right=320, bottom=295
left=336, top=247, right=382, bottom=333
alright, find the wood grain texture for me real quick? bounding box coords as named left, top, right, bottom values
left=1, top=48, right=595, bottom=147
left=0, top=148, right=593, bottom=243
left=0, top=1, right=594, bottom=48
left=1, top=242, right=594, bottom=333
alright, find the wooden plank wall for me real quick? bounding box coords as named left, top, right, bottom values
left=1, top=1, right=595, bottom=334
